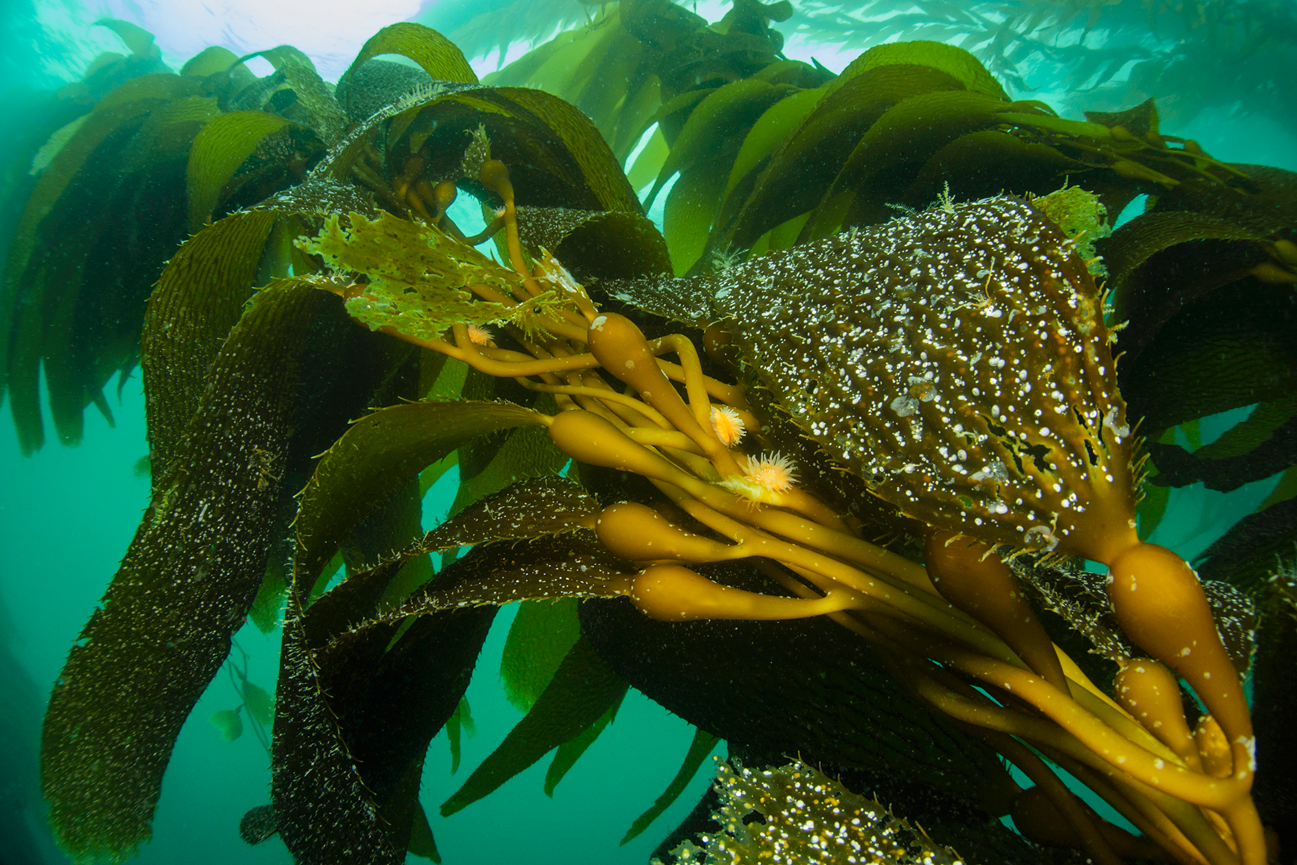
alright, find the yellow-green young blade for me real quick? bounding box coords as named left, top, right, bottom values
left=446, top=698, right=475, bottom=774
left=209, top=709, right=244, bottom=742
left=806, top=89, right=1013, bottom=236
left=837, top=40, right=1008, bottom=100
left=621, top=726, right=719, bottom=844
left=241, top=680, right=275, bottom=728
left=644, top=78, right=784, bottom=209
left=500, top=599, right=582, bottom=713
left=440, top=636, right=626, bottom=816
left=718, top=64, right=973, bottom=250
left=40, top=280, right=329, bottom=862
left=663, top=161, right=728, bottom=275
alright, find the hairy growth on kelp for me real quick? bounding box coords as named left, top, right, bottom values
left=24, top=8, right=1297, bottom=865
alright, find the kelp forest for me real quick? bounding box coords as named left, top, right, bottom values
left=2, top=0, right=1296, bottom=863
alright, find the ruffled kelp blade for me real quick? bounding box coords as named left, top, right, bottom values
left=297, top=211, right=571, bottom=343
left=41, top=280, right=329, bottom=862
left=578, top=576, right=1049, bottom=863
left=275, top=597, right=494, bottom=865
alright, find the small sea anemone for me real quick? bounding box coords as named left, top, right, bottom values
left=466, top=324, right=494, bottom=345
left=721, top=451, right=798, bottom=503
left=710, top=405, right=746, bottom=446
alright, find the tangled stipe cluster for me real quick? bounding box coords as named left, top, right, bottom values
left=714, top=195, right=1134, bottom=555
left=664, top=758, right=963, bottom=865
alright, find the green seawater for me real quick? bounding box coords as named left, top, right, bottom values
left=2, top=2, right=1294, bottom=864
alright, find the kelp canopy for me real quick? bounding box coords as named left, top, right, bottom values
left=6, top=2, right=1297, bottom=864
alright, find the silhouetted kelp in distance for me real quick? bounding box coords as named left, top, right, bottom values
left=11, top=2, right=1296, bottom=863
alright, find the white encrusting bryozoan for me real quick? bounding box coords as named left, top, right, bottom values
left=712, top=196, right=1134, bottom=555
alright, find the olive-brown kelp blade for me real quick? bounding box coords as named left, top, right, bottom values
left=441, top=633, right=627, bottom=816
left=186, top=111, right=296, bottom=231
left=1150, top=396, right=1297, bottom=492
left=337, top=22, right=478, bottom=97
left=324, top=84, right=641, bottom=215
left=2, top=75, right=207, bottom=452
left=577, top=585, right=1028, bottom=843
left=274, top=603, right=494, bottom=864
left=621, top=726, right=719, bottom=844
left=292, top=399, right=546, bottom=587
left=1196, top=496, right=1297, bottom=594
left=1251, top=571, right=1297, bottom=855
left=514, top=206, right=671, bottom=281
left=501, top=598, right=582, bottom=713
left=41, top=280, right=329, bottom=861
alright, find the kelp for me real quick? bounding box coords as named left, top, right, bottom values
left=41, top=280, right=330, bottom=860
left=20, top=7, right=1297, bottom=865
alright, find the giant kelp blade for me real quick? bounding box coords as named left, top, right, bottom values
left=430, top=476, right=601, bottom=548
left=2, top=74, right=204, bottom=449
left=543, top=699, right=619, bottom=796
left=441, top=635, right=626, bottom=816
left=579, top=581, right=1011, bottom=802
left=1120, top=279, right=1297, bottom=433
left=514, top=206, right=672, bottom=280
left=393, top=532, right=636, bottom=617
left=621, top=726, right=719, bottom=844
left=142, top=209, right=280, bottom=472
left=644, top=78, right=783, bottom=209
left=36, top=95, right=219, bottom=450
left=274, top=603, right=493, bottom=865
left=484, top=87, right=643, bottom=213
left=448, top=424, right=569, bottom=518
left=1253, top=568, right=1297, bottom=854
left=500, top=598, right=582, bottom=713
left=186, top=111, right=293, bottom=231
left=307, top=478, right=608, bottom=638
left=836, top=40, right=1008, bottom=100
left=41, top=280, right=328, bottom=861
left=1148, top=397, right=1297, bottom=491
left=1103, top=210, right=1279, bottom=370
left=718, top=63, right=970, bottom=251
left=339, top=22, right=477, bottom=93
left=321, top=82, right=642, bottom=219
left=241, top=45, right=346, bottom=145
left=1196, top=495, right=1297, bottom=594
left=807, top=89, right=1013, bottom=235
left=293, top=400, right=545, bottom=585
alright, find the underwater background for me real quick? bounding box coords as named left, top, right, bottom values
left=1, top=1, right=1295, bottom=864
